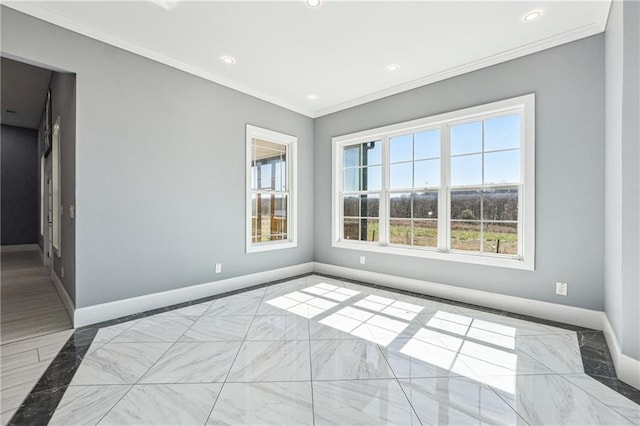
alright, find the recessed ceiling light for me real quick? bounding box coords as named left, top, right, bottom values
left=306, top=0, right=321, bottom=8
left=220, top=55, right=236, bottom=64
left=307, top=94, right=318, bottom=100
left=523, top=10, right=543, bottom=22
left=386, top=64, right=400, bottom=72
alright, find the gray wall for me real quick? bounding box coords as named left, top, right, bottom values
left=1, top=7, right=314, bottom=308
left=604, top=0, right=640, bottom=360
left=1, top=125, right=39, bottom=245
left=50, top=72, right=77, bottom=303
left=314, top=35, right=605, bottom=311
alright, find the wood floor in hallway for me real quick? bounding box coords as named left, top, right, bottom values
left=1, top=246, right=72, bottom=344
left=1, top=245, right=74, bottom=424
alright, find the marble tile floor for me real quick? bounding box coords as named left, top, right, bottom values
left=8, top=274, right=640, bottom=425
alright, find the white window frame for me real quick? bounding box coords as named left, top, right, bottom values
left=332, top=94, right=535, bottom=270
left=246, top=124, right=298, bottom=253
left=52, top=116, right=61, bottom=254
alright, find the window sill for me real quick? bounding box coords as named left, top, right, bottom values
left=247, top=240, right=297, bottom=254
left=332, top=240, right=534, bottom=270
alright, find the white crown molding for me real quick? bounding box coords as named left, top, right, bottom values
left=3, top=2, right=605, bottom=119
left=312, top=22, right=604, bottom=118
left=2, top=1, right=315, bottom=118
left=52, top=271, right=76, bottom=327
left=74, top=262, right=314, bottom=327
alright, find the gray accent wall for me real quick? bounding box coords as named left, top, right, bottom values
left=1, top=7, right=314, bottom=308
left=1, top=125, right=39, bottom=245
left=604, top=0, right=640, bottom=360
left=314, top=35, right=606, bottom=311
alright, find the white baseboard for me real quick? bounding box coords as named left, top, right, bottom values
left=602, top=315, right=640, bottom=389
left=74, top=262, right=314, bottom=327
left=52, top=272, right=76, bottom=326
left=1, top=243, right=39, bottom=253
left=313, top=262, right=604, bottom=330
left=69, top=260, right=639, bottom=388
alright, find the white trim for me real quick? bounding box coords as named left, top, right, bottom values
left=246, top=124, right=298, bottom=253
left=0, top=244, right=40, bottom=253
left=52, top=271, right=75, bottom=327
left=69, top=258, right=639, bottom=387
left=74, top=262, right=314, bottom=327
left=52, top=116, right=62, bottom=255
left=313, top=262, right=603, bottom=330
left=1, top=2, right=315, bottom=118
left=331, top=95, right=535, bottom=270
left=602, top=314, right=640, bottom=389
left=2, top=2, right=604, bottom=119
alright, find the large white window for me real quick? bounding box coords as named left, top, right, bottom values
left=332, top=95, right=535, bottom=270
left=246, top=124, right=297, bottom=253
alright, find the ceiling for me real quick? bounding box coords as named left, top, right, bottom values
left=1, top=57, right=52, bottom=129
left=4, top=1, right=611, bottom=118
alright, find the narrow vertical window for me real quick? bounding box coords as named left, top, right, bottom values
left=246, top=125, right=297, bottom=253
left=342, top=141, right=381, bottom=242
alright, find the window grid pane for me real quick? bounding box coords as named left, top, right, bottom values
left=450, top=117, right=521, bottom=188
left=251, top=192, right=288, bottom=243
left=450, top=187, right=518, bottom=254
left=390, top=130, right=441, bottom=190
left=389, top=191, right=438, bottom=248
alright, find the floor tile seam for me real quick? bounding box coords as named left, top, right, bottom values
left=482, top=378, right=533, bottom=426
left=0, top=379, right=38, bottom=397
left=0, top=358, right=44, bottom=376
left=555, top=373, right=639, bottom=423
left=124, top=315, right=204, bottom=389
left=373, top=340, right=426, bottom=426
left=0, top=329, right=73, bottom=348
left=91, top=383, right=134, bottom=426
left=0, top=346, right=39, bottom=362
left=204, top=381, right=225, bottom=425
left=205, top=297, right=267, bottom=425
left=558, top=374, right=640, bottom=420
left=96, top=318, right=140, bottom=348
left=0, top=373, right=48, bottom=395
left=306, top=308, right=316, bottom=426
left=218, top=293, right=266, bottom=385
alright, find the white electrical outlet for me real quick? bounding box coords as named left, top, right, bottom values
left=555, top=282, right=568, bottom=296
left=215, top=263, right=222, bottom=274
left=359, top=256, right=366, bottom=265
